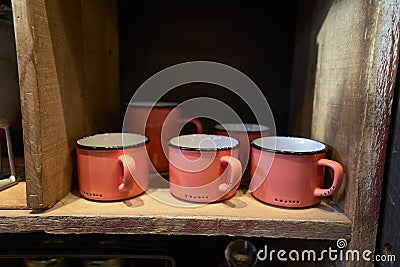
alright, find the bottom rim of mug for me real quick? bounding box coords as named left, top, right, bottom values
left=251, top=193, right=320, bottom=209
left=79, top=190, right=146, bottom=202
left=169, top=190, right=236, bottom=203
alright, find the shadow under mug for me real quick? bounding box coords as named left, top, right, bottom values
left=214, top=123, right=270, bottom=174
left=125, top=102, right=203, bottom=172
left=250, top=136, right=343, bottom=208
left=76, top=133, right=149, bottom=201
left=168, top=134, right=242, bottom=203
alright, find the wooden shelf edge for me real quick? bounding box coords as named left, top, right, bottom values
left=0, top=189, right=351, bottom=240
left=0, top=214, right=351, bottom=240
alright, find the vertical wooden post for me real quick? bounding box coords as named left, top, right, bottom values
left=11, top=0, right=119, bottom=208
left=308, top=0, right=399, bottom=265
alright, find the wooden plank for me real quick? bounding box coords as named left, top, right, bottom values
left=379, top=76, right=400, bottom=264
left=11, top=0, right=85, bottom=209
left=308, top=0, right=400, bottom=262
left=11, top=0, right=119, bottom=208
left=0, top=189, right=351, bottom=239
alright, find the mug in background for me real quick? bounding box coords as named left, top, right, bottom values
left=214, top=123, right=269, bottom=174
left=250, top=136, right=343, bottom=208
left=76, top=133, right=149, bottom=201
left=125, top=102, right=203, bottom=172
left=169, top=134, right=242, bottom=202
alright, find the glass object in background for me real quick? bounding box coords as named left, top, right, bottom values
left=83, top=258, right=124, bottom=267
left=0, top=18, right=19, bottom=190
left=0, top=0, right=12, bottom=23
left=225, top=239, right=257, bottom=267
left=24, top=258, right=69, bottom=267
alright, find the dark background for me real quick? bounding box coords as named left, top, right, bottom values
left=0, top=233, right=336, bottom=266
left=0, top=0, right=23, bottom=158
left=2, top=2, right=299, bottom=154
left=119, top=2, right=298, bottom=135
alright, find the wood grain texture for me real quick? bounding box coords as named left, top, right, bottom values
left=310, top=0, right=399, bottom=262
left=11, top=0, right=82, bottom=209
left=0, top=190, right=351, bottom=239
left=0, top=182, right=26, bottom=209
left=11, top=0, right=119, bottom=208
left=379, top=64, right=400, bottom=266
left=0, top=158, right=26, bottom=209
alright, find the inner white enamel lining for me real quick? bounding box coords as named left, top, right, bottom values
left=253, top=136, right=325, bottom=153
left=169, top=134, right=239, bottom=150
left=77, top=133, right=147, bottom=148
left=215, top=123, right=269, bottom=132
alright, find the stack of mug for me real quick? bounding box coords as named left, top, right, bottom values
left=76, top=102, right=343, bottom=208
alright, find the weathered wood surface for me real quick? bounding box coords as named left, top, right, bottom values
left=11, top=0, right=119, bottom=208
left=0, top=182, right=26, bottom=209
left=0, top=190, right=351, bottom=239
left=307, top=0, right=399, bottom=264
left=0, top=158, right=26, bottom=209
left=379, top=77, right=400, bottom=265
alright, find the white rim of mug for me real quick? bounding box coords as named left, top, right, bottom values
left=251, top=136, right=327, bottom=155
left=128, top=101, right=179, bottom=109
left=169, top=134, right=240, bottom=151
left=214, top=123, right=270, bottom=133
left=77, top=133, right=149, bottom=150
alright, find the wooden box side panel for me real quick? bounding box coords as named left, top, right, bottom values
left=310, top=0, right=399, bottom=257
left=11, top=0, right=119, bottom=209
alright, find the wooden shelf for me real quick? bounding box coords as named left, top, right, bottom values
left=0, top=157, right=26, bottom=209
left=0, top=182, right=26, bottom=209
left=0, top=181, right=351, bottom=239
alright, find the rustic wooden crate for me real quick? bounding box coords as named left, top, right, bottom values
left=0, top=1, right=398, bottom=266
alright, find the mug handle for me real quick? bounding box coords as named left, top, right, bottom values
left=181, top=118, right=204, bottom=134
left=313, top=159, right=344, bottom=197
left=218, top=156, right=242, bottom=193
left=118, top=155, right=136, bottom=192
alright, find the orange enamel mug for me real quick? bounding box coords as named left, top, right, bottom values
left=125, top=102, right=203, bottom=172
left=250, top=136, right=343, bottom=208
left=214, top=123, right=270, bottom=174
left=76, top=133, right=149, bottom=201
left=168, top=134, right=242, bottom=202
